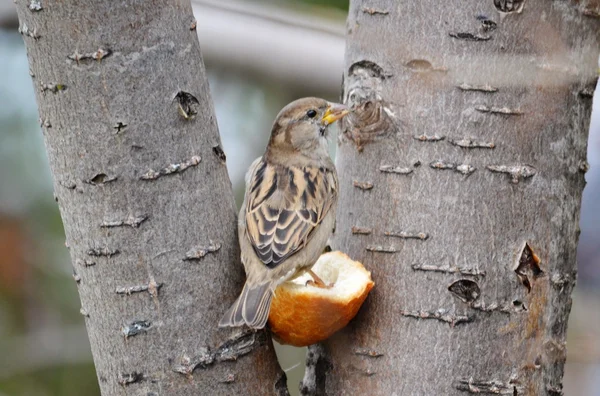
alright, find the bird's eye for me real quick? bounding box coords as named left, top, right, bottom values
left=306, top=109, right=317, bottom=118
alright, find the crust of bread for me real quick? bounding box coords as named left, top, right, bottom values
left=268, top=251, right=374, bottom=347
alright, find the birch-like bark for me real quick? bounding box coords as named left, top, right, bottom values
left=303, top=0, right=598, bottom=394
left=14, top=1, right=286, bottom=395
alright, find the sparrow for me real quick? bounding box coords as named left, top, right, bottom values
left=219, top=97, right=349, bottom=329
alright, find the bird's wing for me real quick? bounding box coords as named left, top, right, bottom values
left=245, top=159, right=337, bottom=269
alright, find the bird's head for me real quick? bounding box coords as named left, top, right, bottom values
left=268, top=97, right=349, bottom=158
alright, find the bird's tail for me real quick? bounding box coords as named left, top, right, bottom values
left=218, top=282, right=273, bottom=329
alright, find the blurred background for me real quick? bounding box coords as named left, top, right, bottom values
left=0, top=0, right=598, bottom=395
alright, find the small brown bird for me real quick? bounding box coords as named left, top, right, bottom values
left=219, top=97, right=349, bottom=329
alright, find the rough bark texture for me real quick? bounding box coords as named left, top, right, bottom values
left=14, top=1, right=286, bottom=395
left=304, top=0, right=598, bottom=395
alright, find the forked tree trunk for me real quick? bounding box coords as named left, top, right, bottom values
left=15, top=1, right=285, bottom=395
left=303, top=0, right=598, bottom=394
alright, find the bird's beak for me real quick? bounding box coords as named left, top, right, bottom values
left=322, top=103, right=350, bottom=126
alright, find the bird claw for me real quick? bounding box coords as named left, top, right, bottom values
left=305, top=269, right=333, bottom=288
left=305, top=279, right=333, bottom=288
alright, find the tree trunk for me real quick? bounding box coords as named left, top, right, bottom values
left=303, top=0, right=598, bottom=394
left=14, top=1, right=286, bottom=395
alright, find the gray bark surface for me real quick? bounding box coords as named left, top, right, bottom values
left=14, top=1, right=285, bottom=395
left=304, top=0, right=598, bottom=395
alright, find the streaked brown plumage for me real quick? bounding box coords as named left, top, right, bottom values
left=219, top=97, right=348, bottom=329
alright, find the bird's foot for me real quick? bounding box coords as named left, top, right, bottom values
left=306, top=269, right=333, bottom=288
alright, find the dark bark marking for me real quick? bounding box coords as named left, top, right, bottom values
left=475, top=105, right=523, bottom=115
left=366, top=245, right=397, bottom=253
left=429, top=160, right=476, bottom=176
left=353, top=348, right=384, bottom=358
left=351, top=226, right=372, bottom=235
left=579, top=86, right=595, bottom=98
left=487, top=164, right=536, bottom=183
left=385, top=231, right=429, bottom=240
left=379, top=165, right=413, bottom=175
left=86, top=173, right=118, bottom=186
left=212, top=145, right=227, bottom=163
left=18, top=23, right=40, bottom=39
left=406, top=59, right=432, bottom=71
left=471, top=301, right=512, bottom=314
left=172, top=329, right=268, bottom=377
left=113, top=121, right=127, bottom=133
left=116, top=280, right=163, bottom=296
left=449, top=32, right=491, bottom=41
left=87, top=247, right=120, bottom=257
left=183, top=241, right=221, bottom=261
left=101, top=215, right=144, bottom=229
left=122, top=320, right=152, bottom=339
left=477, top=16, right=498, bottom=32
left=216, top=329, right=268, bottom=362
left=414, top=134, right=445, bottom=141
left=348, top=60, right=391, bottom=80
left=117, top=372, right=143, bottom=386
left=456, top=377, right=523, bottom=394
left=101, top=214, right=148, bottom=229
left=342, top=60, right=397, bottom=150
left=450, top=138, right=496, bottom=149
left=140, top=155, right=201, bottom=180
left=77, top=259, right=96, bottom=267
left=67, top=47, right=112, bottom=63
left=448, top=279, right=481, bottom=303
left=343, top=95, right=395, bottom=150
left=28, top=0, right=43, bottom=12
left=512, top=299, right=527, bottom=312
left=72, top=270, right=81, bottom=283
left=458, top=83, right=498, bottom=93
left=449, top=14, right=497, bottom=40
left=456, top=164, right=476, bottom=176
left=400, top=309, right=473, bottom=326
left=60, top=180, right=77, bottom=190
left=172, top=349, right=214, bottom=376
left=411, top=263, right=486, bottom=276
left=353, top=180, right=373, bottom=190
left=174, top=91, right=200, bottom=120
left=354, top=366, right=377, bottom=376
left=362, top=7, right=389, bottom=15
left=40, top=82, right=66, bottom=94
left=578, top=160, right=590, bottom=173
left=514, top=242, right=543, bottom=293
left=430, top=160, right=456, bottom=170
left=493, top=0, right=525, bottom=14
left=405, top=59, right=448, bottom=73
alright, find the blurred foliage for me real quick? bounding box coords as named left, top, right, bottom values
left=296, top=0, right=348, bottom=11
left=1, top=364, right=99, bottom=396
